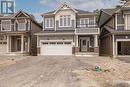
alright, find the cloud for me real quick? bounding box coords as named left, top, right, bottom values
left=40, top=0, right=120, bottom=11
left=32, top=13, right=43, bottom=23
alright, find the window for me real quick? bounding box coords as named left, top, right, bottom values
left=80, top=18, right=89, bottom=27
left=1, top=20, right=11, bottom=31
left=18, top=23, right=26, bottom=31
left=45, top=18, right=54, bottom=28
left=0, top=35, right=7, bottom=44
left=43, top=42, right=48, bottom=45
left=60, top=15, right=71, bottom=27
left=64, top=42, right=71, bottom=45
left=127, top=15, right=130, bottom=30
left=57, top=42, right=63, bottom=44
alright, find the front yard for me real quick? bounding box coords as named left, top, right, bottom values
left=0, top=55, right=129, bottom=87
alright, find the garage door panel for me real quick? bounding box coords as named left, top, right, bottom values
left=0, top=44, right=7, bottom=54
left=41, top=41, right=72, bottom=55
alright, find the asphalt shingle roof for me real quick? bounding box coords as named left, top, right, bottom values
left=42, top=9, right=96, bottom=16
left=102, top=8, right=118, bottom=16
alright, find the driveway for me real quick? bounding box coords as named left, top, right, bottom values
left=0, top=56, right=98, bottom=87
left=117, top=57, right=130, bottom=63
left=0, top=56, right=130, bottom=87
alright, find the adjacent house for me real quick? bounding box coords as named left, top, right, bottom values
left=36, top=3, right=99, bottom=56
left=98, top=1, right=130, bottom=57
left=0, top=11, right=42, bottom=56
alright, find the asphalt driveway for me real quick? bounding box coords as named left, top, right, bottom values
left=0, top=56, right=99, bottom=87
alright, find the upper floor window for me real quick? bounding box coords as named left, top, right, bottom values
left=80, top=18, right=89, bottom=27
left=60, top=15, right=71, bottom=27
left=126, top=15, right=130, bottom=30
left=45, top=18, right=54, bottom=28
left=18, top=23, right=26, bottom=31
left=1, top=20, right=11, bottom=31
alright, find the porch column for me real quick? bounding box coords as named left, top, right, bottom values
left=76, top=35, right=78, bottom=47
left=28, top=36, right=30, bottom=52
left=94, top=35, right=98, bottom=47
left=7, top=35, right=10, bottom=53
left=112, top=34, right=116, bottom=58
left=21, top=35, right=24, bottom=53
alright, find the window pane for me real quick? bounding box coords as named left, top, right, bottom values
left=45, top=18, right=54, bottom=28
left=60, top=17, right=63, bottom=26
left=64, top=16, right=66, bottom=26
left=117, top=14, right=124, bottom=24
left=127, top=15, right=130, bottom=29
left=60, top=15, right=71, bottom=27
left=2, top=20, right=11, bottom=31
left=18, top=23, right=25, bottom=30
left=68, top=16, right=71, bottom=26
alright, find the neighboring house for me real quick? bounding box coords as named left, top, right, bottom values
left=36, top=3, right=99, bottom=56
left=0, top=11, right=42, bottom=56
left=98, top=1, right=130, bottom=57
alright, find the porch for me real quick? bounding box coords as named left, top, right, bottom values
left=74, top=35, right=98, bottom=54
left=7, top=34, right=30, bottom=54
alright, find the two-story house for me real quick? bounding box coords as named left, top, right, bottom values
left=98, top=1, right=130, bottom=57
left=0, top=11, right=42, bottom=56
left=36, top=3, right=99, bottom=55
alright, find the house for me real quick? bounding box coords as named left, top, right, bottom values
left=36, top=3, right=99, bottom=56
left=0, top=11, right=42, bottom=56
left=98, top=1, right=130, bottom=57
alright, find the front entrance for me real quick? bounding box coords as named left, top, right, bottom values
left=16, top=39, right=21, bottom=51
left=80, top=38, right=90, bottom=52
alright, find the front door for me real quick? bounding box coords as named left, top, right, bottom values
left=81, top=39, right=89, bottom=52
left=17, top=39, right=21, bottom=51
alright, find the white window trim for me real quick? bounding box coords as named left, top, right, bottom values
left=59, top=15, right=71, bottom=27
left=45, top=18, right=54, bottom=28
left=18, top=23, right=26, bottom=31
left=116, top=14, right=125, bottom=30
left=1, top=20, right=11, bottom=31
left=80, top=18, right=89, bottom=27
left=126, top=15, right=130, bottom=30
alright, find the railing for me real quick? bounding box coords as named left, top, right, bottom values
left=0, top=24, right=30, bottom=32
left=76, top=24, right=99, bottom=34
left=76, top=24, right=98, bottom=28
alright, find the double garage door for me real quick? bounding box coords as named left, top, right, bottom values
left=41, top=41, right=72, bottom=55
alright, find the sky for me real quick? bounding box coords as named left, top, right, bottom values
left=12, top=0, right=120, bottom=22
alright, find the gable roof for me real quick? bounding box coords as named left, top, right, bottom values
left=104, top=26, right=130, bottom=34
left=0, top=10, right=42, bottom=29
left=98, top=8, right=120, bottom=27
left=54, top=3, right=78, bottom=14
left=14, top=10, right=30, bottom=18
left=102, top=8, right=118, bottom=16
left=42, top=8, right=96, bottom=16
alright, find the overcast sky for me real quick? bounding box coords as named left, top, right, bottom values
left=14, top=0, right=120, bottom=22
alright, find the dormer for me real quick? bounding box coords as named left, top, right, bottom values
left=54, top=3, right=77, bottom=30
left=14, top=11, right=31, bottom=31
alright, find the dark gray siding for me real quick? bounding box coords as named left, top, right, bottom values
left=99, top=35, right=113, bottom=56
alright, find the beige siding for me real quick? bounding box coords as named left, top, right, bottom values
left=99, top=35, right=113, bottom=56
left=31, top=21, right=42, bottom=33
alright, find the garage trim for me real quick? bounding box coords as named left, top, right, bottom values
left=116, top=39, right=130, bottom=56
left=40, top=40, right=73, bottom=55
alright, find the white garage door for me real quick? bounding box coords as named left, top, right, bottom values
left=0, top=44, right=7, bottom=54
left=41, top=41, right=72, bottom=55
